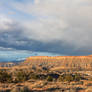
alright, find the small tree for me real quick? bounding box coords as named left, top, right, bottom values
left=47, top=76, right=53, bottom=81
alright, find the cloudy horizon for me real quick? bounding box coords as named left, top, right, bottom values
left=0, top=0, right=92, bottom=58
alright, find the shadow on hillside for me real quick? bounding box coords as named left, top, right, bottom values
left=31, top=87, right=84, bottom=92
left=32, top=88, right=62, bottom=92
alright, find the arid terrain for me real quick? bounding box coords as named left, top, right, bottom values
left=0, top=55, right=92, bottom=92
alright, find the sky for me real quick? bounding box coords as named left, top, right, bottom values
left=0, top=0, right=92, bottom=60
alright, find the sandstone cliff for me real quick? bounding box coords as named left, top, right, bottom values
left=24, top=55, right=92, bottom=70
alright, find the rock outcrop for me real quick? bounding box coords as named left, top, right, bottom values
left=25, top=55, right=92, bottom=70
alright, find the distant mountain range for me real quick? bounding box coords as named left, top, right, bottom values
left=0, top=51, right=61, bottom=62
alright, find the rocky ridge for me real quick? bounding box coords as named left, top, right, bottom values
left=24, top=55, right=92, bottom=70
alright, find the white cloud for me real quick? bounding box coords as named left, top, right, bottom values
left=0, top=0, right=92, bottom=54
left=14, top=0, right=92, bottom=49
left=0, top=15, right=14, bottom=31
left=0, top=46, right=15, bottom=51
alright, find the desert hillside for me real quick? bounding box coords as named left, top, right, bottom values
left=0, top=55, right=92, bottom=92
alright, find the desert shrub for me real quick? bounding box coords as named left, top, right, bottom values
left=88, top=77, right=92, bottom=81
left=11, top=86, right=30, bottom=92
left=30, top=73, right=39, bottom=80
left=58, top=73, right=82, bottom=82
left=36, top=69, right=42, bottom=73
left=58, top=75, right=64, bottom=81
left=20, top=86, right=30, bottom=92
left=47, top=76, right=53, bottom=81
left=74, top=73, right=81, bottom=81
left=37, top=74, right=47, bottom=80
left=64, top=74, right=73, bottom=82
left=0, top=70, right=12, bottom=83
left=15, top=71, right=29, bottom=82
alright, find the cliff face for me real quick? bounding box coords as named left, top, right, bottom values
left=25, top=55, right=92, bottom=70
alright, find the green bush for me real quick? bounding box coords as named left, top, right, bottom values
left=30, top=73, right=39, bottom=80
left=20, top=86, right=30, bottom=92
left=0, top=70, right=12, bottom=83
left=58, top=73, right=81, bottom=82
left=64, top=74, right=73, bottom=82
left=58, top=75, right=64, bottom=81
left=74, top=73, right=81, bottom=81
left=15, top=71, right=28, bottom=82
left=47, top=76, right=53, bottom=81
left=11, top=86, right=30, bottom=92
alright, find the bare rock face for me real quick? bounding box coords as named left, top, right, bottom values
left=25, top=55, right=92, bottom=70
